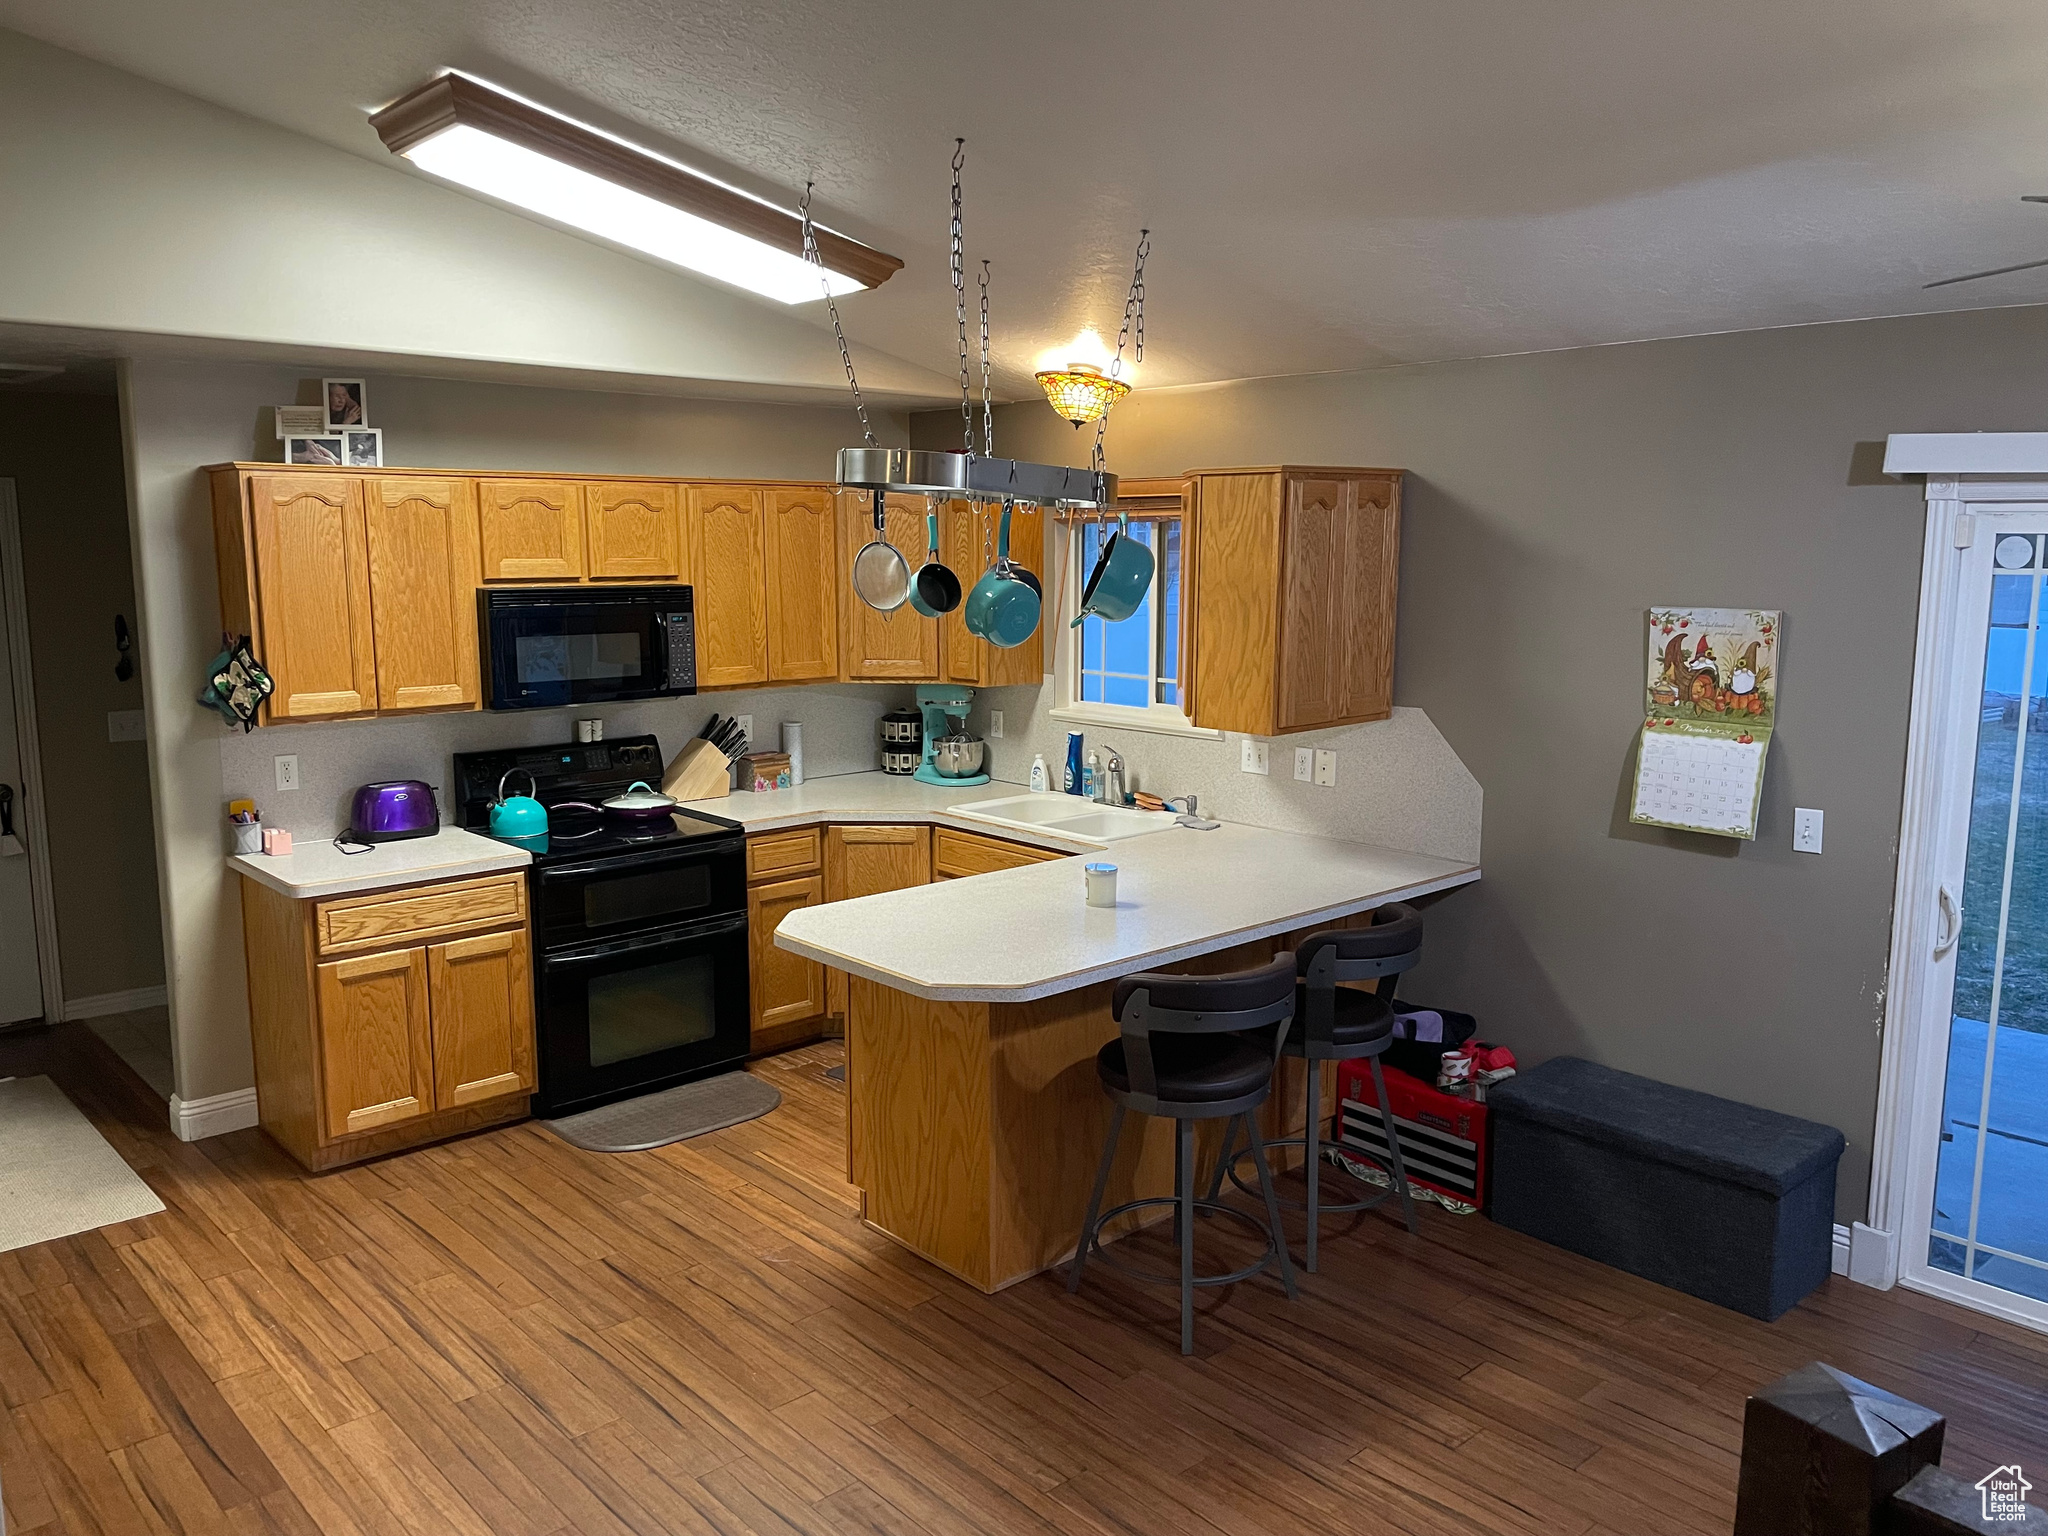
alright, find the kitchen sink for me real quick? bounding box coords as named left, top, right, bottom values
left=953, top=793, right=1182, bottom=844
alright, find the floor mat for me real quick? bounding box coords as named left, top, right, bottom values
left=541, top=1071, right=782, bottom=1153
left=0, top=1075, right=165, bottom=1252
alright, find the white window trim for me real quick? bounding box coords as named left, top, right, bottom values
left=1049, top=516, right=1221, bottom=741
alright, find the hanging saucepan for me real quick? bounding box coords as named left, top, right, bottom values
left=1072, top=503, right=1155, bottom=627
left=552, top=781, right=679, bottom=824
left=963, top=499, right=1041, bottom=649
left=908, top=497, right=961, bottom=618
left=850, top=489, right=912, bottom=613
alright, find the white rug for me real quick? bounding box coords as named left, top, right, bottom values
left=0, top=1076, right=164, bottom=1253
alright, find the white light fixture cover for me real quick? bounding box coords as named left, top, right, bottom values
left=371, top=75, right=900, bottom=305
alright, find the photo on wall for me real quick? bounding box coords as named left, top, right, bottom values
left=322, top=377, right=367, bottom=429
left=283, top=434, right=346, bottom=467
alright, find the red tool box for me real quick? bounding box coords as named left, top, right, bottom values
left=1335, top=1060, right=1488, bottom=1209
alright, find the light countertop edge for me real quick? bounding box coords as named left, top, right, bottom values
left=229, top=826, right=532, bottom=900
left=776, top=863, right=1481, bottom=1003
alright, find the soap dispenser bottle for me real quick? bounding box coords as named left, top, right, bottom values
left=1029, top=754, right=1048, bottom=792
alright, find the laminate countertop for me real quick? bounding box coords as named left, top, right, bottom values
left=753, top=776, right=1479, bottom=1002
left=229, top=826, right=531, bottom=901
left=675, top=772, right=1109, bottom=853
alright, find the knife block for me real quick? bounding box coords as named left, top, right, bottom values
left=661, top=739, right=732, bottom=801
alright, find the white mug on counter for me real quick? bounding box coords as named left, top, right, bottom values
left=1084, top=861, right=1118, bottom=908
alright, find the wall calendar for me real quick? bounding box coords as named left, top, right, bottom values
left=1629, top=607, right=1778, bottom=839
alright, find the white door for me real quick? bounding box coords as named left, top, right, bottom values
left=1899, top=509, right=2048, bottom=1327
left=0, top=481, right=45, bottom=1023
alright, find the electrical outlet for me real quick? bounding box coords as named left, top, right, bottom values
left=990, top=710, right=1005, bottom=739
left=1294, top=747, right=1313, bottom=781
left=1240, top=738, right=1269, bottom=775
left=735, top=714, right=754, bottom=748
left=106, top=709, right=146, bottom=743
left=1794, top=807, right=1824, bottom=854
left=1314, top=749, right=1337, bottom=787
left=274, top=754, right=299, bottom=792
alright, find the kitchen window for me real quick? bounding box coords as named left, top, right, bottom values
left=1052, top=510, right=1218, bottom=738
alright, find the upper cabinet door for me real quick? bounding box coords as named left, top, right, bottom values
left=362, top=478, right=481, bottom=713
left=586, top=482, right=682, bottom=580
left=940, top=499, right=987, bottom=687
left=840, top=493, right=938, bottom=680
left=764, top=486, right=839, bottom=682
left=477, top=479, right=585, bottom=581
left=1337, top=474, right=1400, bottom=722
left=248, top=474, right=375, bottom=720
left=427, top=929, right=536, bottom=1111
left=986, top=501, right=1046, bottom=688
left=689, top=486, right=769, bottom=687
left=1276, top=477, right=1351, bottom=732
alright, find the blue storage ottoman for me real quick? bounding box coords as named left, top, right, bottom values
left=1488, top=1058, right=1844, bottom=1321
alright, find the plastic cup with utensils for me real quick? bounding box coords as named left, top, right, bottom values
left=1084, top=862, right=1118, bottom=908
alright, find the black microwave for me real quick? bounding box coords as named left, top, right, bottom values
left=480, top=586, right=696, bottom=711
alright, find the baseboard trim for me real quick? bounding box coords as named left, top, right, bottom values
left=1833, top=1223, right=1851, bottom=1276
left=64, top=985, right=168, bottom=1020
left=169, top=1087, right=258, bottom=1142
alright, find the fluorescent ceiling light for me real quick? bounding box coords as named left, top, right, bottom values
left=371, top=74, right=901, bottom=304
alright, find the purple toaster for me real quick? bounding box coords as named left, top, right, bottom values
left=348, top=780, right=440, bottom=843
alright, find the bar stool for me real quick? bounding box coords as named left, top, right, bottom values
left=1210, top=904, right=1426, bottom=1271
left=1067, top=954, right=1300, bottom=1354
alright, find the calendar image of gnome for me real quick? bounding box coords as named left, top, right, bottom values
left=1649, top=609, right=1775, bottom=723
left=1632, top=607, right=1781, bottom=839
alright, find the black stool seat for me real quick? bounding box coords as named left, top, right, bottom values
left=1097, top=1035, right=1273, bottom=1103
left=1282, top=985, right=1394, bottom=1055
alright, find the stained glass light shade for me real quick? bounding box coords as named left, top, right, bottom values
left=1035, top=364, right=1131, bottom=426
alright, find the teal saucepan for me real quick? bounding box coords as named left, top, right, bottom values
left=1071, top=506, right=1156, bottom=627
left=908, top=504, right=961, bottom=619
left=963, top=500, right=1041, bottom=650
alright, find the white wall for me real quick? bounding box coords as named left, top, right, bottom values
left=122, top=357, right=912, bottom=1106
left=0, top=26, right=948, bottom=401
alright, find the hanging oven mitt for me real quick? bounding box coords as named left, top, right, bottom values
left=197, top=636, right=274, bottom=732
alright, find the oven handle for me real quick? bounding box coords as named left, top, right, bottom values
left=541, top=912, right=747, bottom=968
left=538, top=836, right=746, bottom=880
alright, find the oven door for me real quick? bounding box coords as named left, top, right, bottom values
left=482, top=586, right=694, bottom=710
left=535, top=838, right=747, bottom=946
left=532, top=913, right=750, bottom=1118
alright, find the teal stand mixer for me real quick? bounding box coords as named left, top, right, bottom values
left=911, top=684, right=989, bottom=787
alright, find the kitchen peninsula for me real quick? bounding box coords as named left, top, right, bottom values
left=764, top=801, right=1479, bottom=1292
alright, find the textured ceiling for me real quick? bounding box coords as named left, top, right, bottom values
left=7, top=0, right=2048, bottom=401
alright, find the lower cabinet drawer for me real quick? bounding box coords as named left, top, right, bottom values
left=932, top=827, right=1067, bottom=879
left=316, top=872, right=527, bottom=955
left=747, top=826, right=823, bottom=883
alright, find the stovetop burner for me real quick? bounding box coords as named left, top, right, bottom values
left=452, top=733, right=743, bottom=865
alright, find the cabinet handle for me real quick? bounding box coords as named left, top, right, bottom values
left=1934, top=883, right=1962, bottom=958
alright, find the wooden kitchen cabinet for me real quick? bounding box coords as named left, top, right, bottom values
left=764, top=486, right=840, bottom=681
left=941, top=499, right=1046, bottom=688
left=234, top=474, right=376, bottom=719
left=840, top=492, right=939, bottom=681
left=585, top=481, right=683, bottom=580
left=1185, top=466, right=1402, bottom=736
left=427, top=929, right=536, bottom=1110
left=823, top=824, right=932, bottom=1022
left=239, top=870, right=536, bottom=1170
left=747, top=874, right=827, bottom=1047
left=690, top=485, right=770, bottom=687
left=477, top=478, right=586, bottom=581
left=362, top=476, right=481, bottom=713
left=932, top=826, right=1065, bottom=879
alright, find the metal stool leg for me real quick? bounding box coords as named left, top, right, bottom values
left=1305, top=1056, right=1323, bottom=1273
left=1068, top=1104, right=1126, bottom=1293
left=1242, top=1111, right=1299, bottom=1300
left=1177, top=1119, right=1196, bottom=1354
left=1370, top=1057, right=1420, bottom=1235
left=1173, top=1116, right=1187, bottom=1248
left=1204, top=1114, right=1237, bottom=1203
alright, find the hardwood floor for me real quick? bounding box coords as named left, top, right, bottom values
left=3, top=1017, right=2045, bottom=1536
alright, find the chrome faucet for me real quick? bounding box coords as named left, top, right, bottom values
left=1098, top=748, right=1127, bottom=806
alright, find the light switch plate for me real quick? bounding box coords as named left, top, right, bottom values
left=1294, top=747, right=1314, bottom=782
left=274, top=755, right=299, bottom=792
left=106, top=709, right=146, bottom=742
left=990, top=710, right=1005, bottom=739
left=1314, top=749, right=1337, bottom=787
left=1240, top=738, right=1269, bottom=775
left=1794, top=807, right=1824, bottom=854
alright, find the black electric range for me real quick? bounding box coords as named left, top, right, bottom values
left=453, top=735, right=751, bottom=1118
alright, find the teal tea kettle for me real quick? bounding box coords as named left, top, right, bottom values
left=489, top=768, right=548, bottom=840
